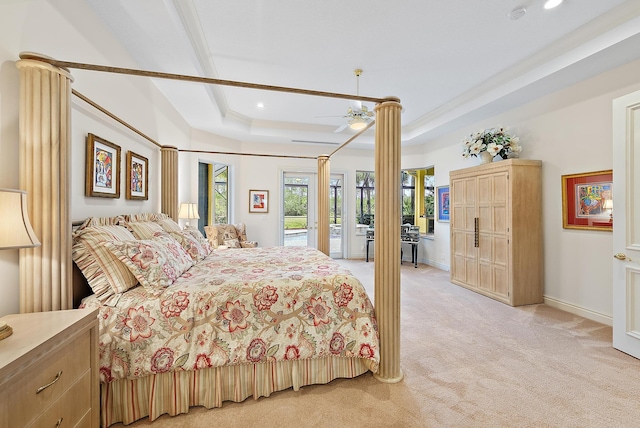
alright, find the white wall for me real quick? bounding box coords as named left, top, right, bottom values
left=0, top=0, right=191, bottom=316
left=407, top=58, right=640, bottom=324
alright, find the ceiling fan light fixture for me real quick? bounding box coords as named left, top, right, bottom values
left=349, top=118, right=368, bottom=130
left=543, top=0, right=563, bottom=9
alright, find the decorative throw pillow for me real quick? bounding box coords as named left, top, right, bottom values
left=156, top=217, right=182, bottom=233
left=72, top=224, right=139, bottom=301
left=183, top=225, right=213, bottom=255
left=223, top=238, right=241, bottom=248
left=104, top=234, right=194, bottom=289
left=168, top=230, right=209, bottom=262
left=124, top=221, right=165, bottom=240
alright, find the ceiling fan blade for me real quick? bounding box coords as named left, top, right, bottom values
left=334, top=123, right=348, bottom=133
left=350, top=100, right=362, bottom=111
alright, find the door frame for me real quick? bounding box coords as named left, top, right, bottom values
left=612, top=88, right=640, bottom=359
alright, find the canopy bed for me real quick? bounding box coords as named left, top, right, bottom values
left=16, top=52, right=403, bottom=424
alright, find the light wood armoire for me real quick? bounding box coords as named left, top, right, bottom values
left=449, top=159, right=543, bottom=306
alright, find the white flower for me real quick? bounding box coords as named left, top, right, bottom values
left=486, top=143, right=502, bottom=156
left=469, top=141, right=484, bottom=155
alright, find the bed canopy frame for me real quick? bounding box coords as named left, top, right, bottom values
left=16, top=52, right=403, bottom=383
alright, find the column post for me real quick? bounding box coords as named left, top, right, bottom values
left=16, top=53, right=74, bottom=312
left=161, top=146, right=179, bottom=221
left=317, top=155, right=330, bottom=255
left=373, top=97, right=403, bottom=383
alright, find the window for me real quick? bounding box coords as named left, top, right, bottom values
left=198, top=163, right=229, bottom=234
left=356, top=171, right=375, bottom=226
left=357, top=168, right=434, bottom=236
left=214, top=165, right=228, bottom=224
left=330, top=177, right=342, bottom=226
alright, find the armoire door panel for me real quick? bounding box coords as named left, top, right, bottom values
left=493, top=265, right=509, bottom=298
left=477, top=206, right=491, bottom=231
left=465, top=259, right=478, bottom=286
left=478, top=234, right=492, bottom=263
left=493, top=173, right=508, bottom=202
left=493, top=206, right=508, bottom=234
left=493, top=236, right=508, bottom=266
left=478, top=262, right=492, bottom=291
left=464, top=206, right=476, bottom=230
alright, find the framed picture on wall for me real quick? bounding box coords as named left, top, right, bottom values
left=249, top=190, right=269, bottom=213
left=126, top=151, right=149, bottom=200
left=85, top=133, right=121, bottom=198
left=561, top=169, right=613, bottom=231
left=437, top=185, right=450, bottom=222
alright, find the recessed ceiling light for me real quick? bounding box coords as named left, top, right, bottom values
left=256, top=102, right=265, bottom=110
left=544, top=0, right=563, bottom=9
left=509, top=6, right=527, bottom=20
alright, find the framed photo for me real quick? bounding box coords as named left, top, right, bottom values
left=85, top=133, right=120, bottom=198
left=126, top=151, right=149, bottom=200
left=561, top=170, right=613, bottom=231
left=437, top=185, right=450, bottom=222
left=249, top=190, right=269, bottom=213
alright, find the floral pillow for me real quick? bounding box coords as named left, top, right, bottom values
left=168, top=230, right=209, bottom=262
left=104, top=233, right=194, bottom=289
left=183, top=225, right=213, bottom=255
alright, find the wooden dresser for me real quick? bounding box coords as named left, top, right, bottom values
left=450, top=159, right=543, bottom=306
left=0, top=309, right=99, bottom=428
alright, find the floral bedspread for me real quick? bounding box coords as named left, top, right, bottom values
left=81, top=246, right=379, bottom=383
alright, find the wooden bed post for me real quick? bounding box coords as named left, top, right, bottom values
left=373, top=97, right=403, bottom=383
left=317, top=155, right=330, bottom=255
left=16, top=53, right=74, bottom=312
left=161, top=146, right=179, bottom=221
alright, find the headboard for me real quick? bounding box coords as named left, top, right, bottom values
left=73, top=261, right=92, bottom=308
left=72, top=219, right=92, bottom=308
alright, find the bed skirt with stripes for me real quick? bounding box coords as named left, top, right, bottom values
left=101, top=356, right=375, bottom=426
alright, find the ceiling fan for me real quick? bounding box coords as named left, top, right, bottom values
left=326, top=69, right=374, bottom=133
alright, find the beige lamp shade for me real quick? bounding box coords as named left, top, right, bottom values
left=0, top=188, right=40, bottom=249
left=178, top=203, right=200, bottom=220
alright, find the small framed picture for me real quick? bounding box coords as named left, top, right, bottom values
left=85, top=133, right=120, bottom=198
left=126, top=151, right=149, bottom=200
left=437, top=185, right=450, bottom=222
left=562, top=170, right=613, bottom=231
left=249, top=190, right=269, bottom=213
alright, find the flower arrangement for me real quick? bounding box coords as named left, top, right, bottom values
left=461, top=127, right=522, bottom=159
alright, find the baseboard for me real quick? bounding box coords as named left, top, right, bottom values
left=422, top=259, right=449, bottom=271
left=543, top=296, right=612, bottom=326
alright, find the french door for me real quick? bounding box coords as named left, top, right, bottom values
left=281, top=171, right=344, bottom=258
left=612, top=89, right=640, bottom=359
left=283, top=172, right=317, bottom=248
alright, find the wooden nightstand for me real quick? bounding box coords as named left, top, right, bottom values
left=0, top=308, right=99, bottom=428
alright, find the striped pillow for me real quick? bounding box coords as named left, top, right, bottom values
left=72, top=224, right=139, bottom=302
left=124, top=221, right=165, bottom=240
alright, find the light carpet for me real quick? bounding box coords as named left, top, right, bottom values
left=114, top=260, right=640, bottom=428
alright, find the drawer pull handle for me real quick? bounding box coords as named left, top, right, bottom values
left=36, top=370, right=62, bottom=394
left=55, top=418, right=63, bottom=428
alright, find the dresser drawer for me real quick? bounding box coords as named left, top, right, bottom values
left=29, top=369, right=92, bottom=428
left=3, top=332, right=90, bottom=428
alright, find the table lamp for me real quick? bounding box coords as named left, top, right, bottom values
left=0, top=189, right=41, bottom=340
left=178, top=202, right=200, bottom=228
